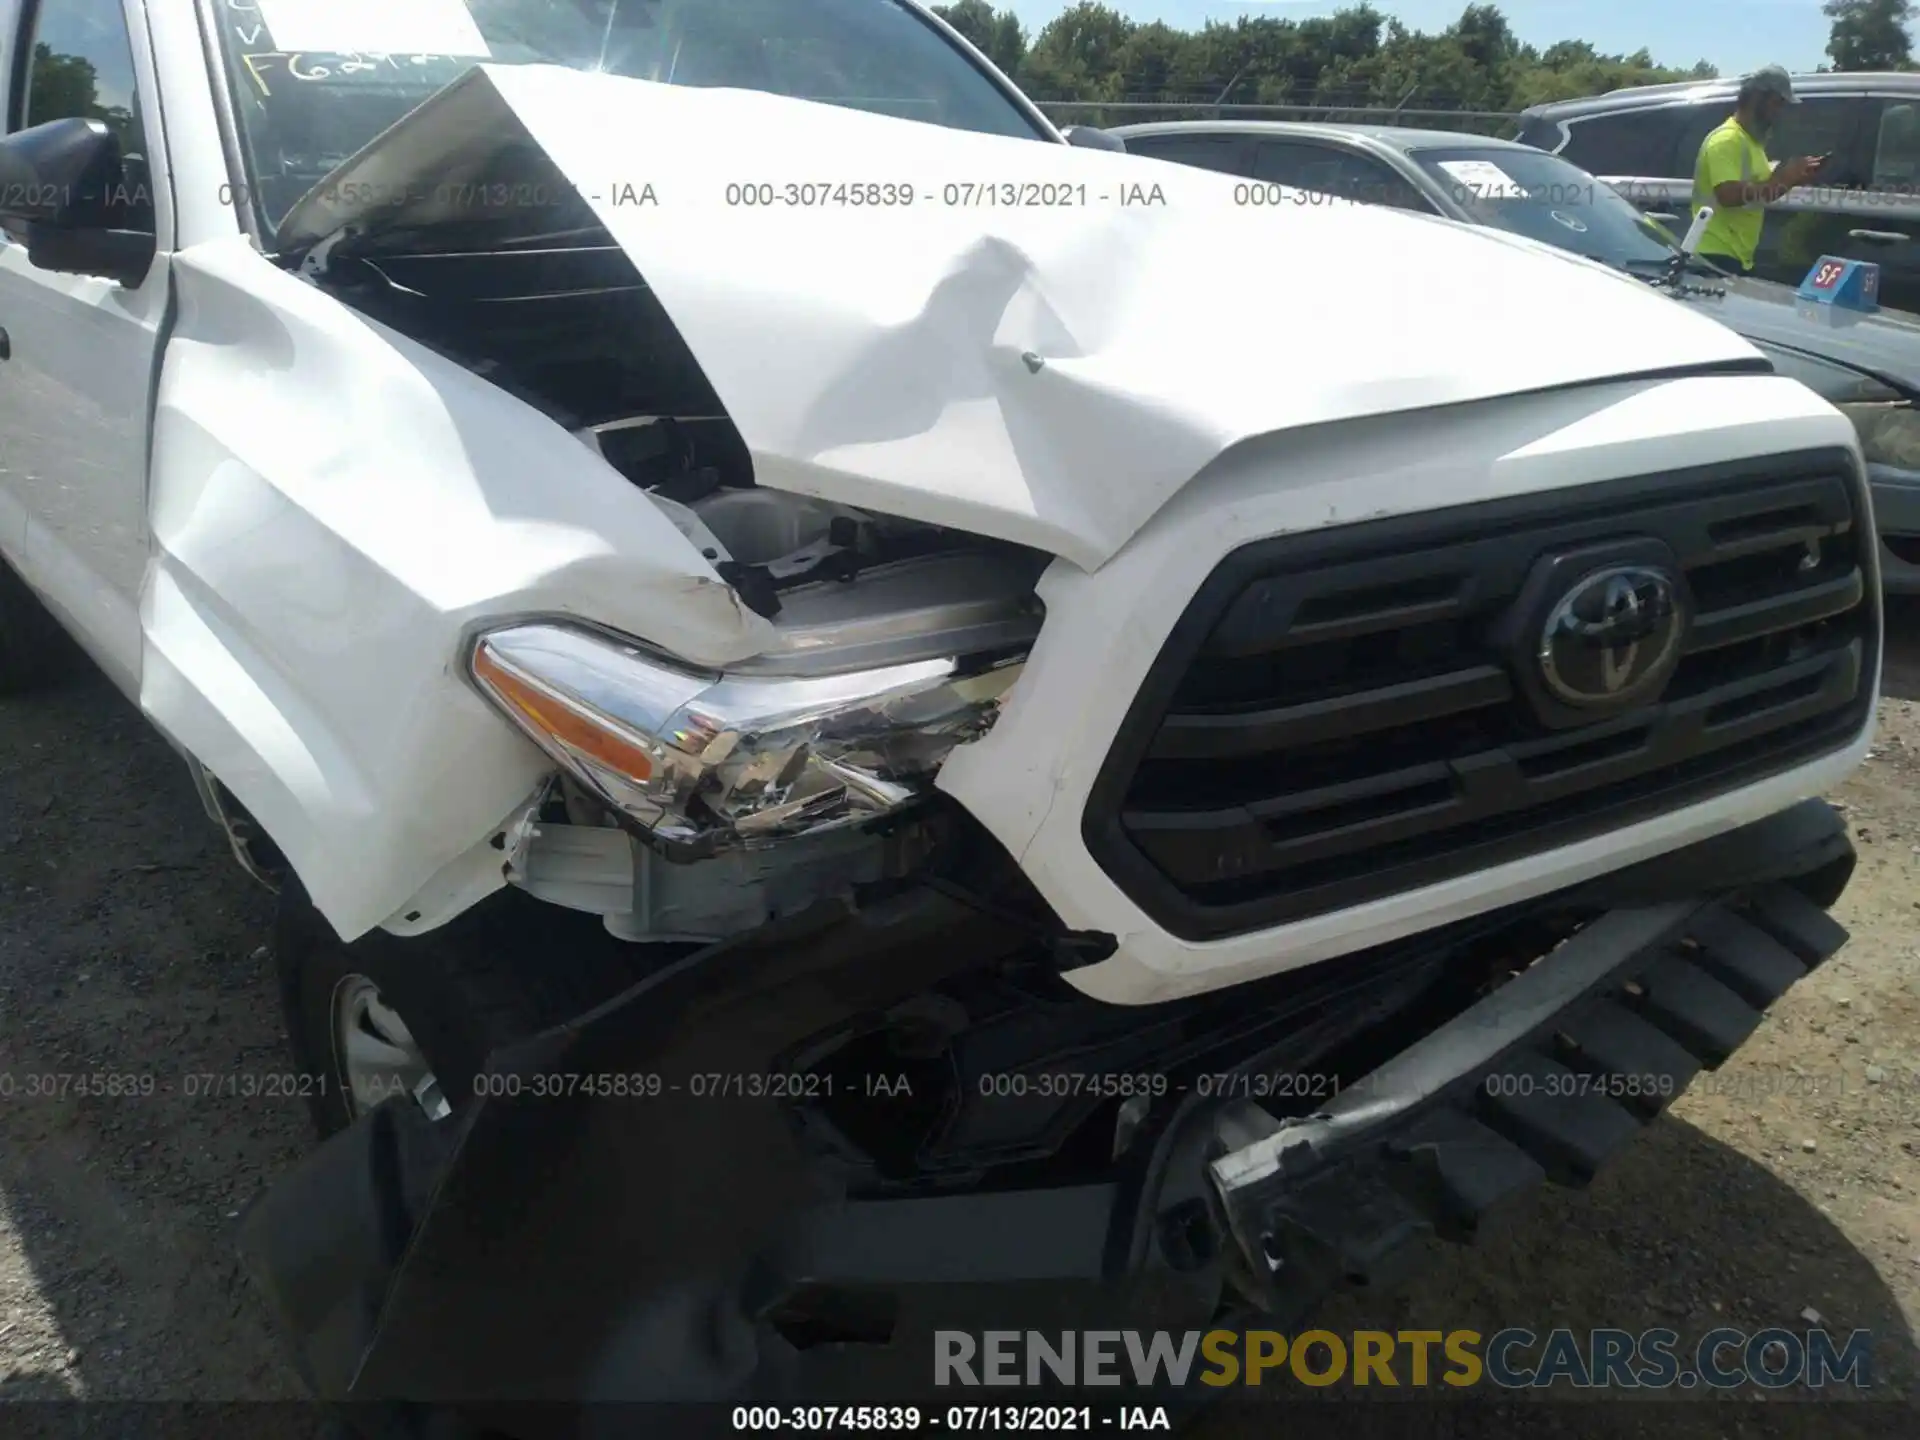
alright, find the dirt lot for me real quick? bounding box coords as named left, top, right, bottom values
left=0, top=602, right=1914, bottom=1433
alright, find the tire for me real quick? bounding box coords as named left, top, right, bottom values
left=276, top=875, right=652, bottom=1138
left=0, top=557, right=76, bottom=696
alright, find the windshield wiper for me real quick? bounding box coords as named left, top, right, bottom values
left=1606, top=253, right=1730, bottom=293
left=1582, top=255, right=1675, bottom=287
left=1619, top=252, right=1730, bottom=279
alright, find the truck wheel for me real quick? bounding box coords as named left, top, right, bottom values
left=276, top=876, right=648, bottom=1138
left=0, top=558, right=74, bottom=695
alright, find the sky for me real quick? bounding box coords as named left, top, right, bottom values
left=1000, top=1, right=1840, bottom=78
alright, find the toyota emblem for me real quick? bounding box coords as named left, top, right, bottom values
left=1538, top=565, right=1685, bottom=709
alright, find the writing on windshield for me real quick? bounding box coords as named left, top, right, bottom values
left=214, top=0, right=1044, bottom=229
left=1412, top=146, right=1678, bottom=268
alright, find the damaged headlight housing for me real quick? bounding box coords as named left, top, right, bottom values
left=1838, top=400, right=1920, bottom=472
left=468, top=624, right=1025, bottom=857
left=1761, top=342, right=1920, bottom=472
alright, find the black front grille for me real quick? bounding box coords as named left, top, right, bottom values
left=1084, top=450, right=1879, bottom=941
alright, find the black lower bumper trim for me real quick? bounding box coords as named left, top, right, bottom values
left=1205, top=883, right=1849, bottom=1320
left=236, top=803, right=1856, bottom=1411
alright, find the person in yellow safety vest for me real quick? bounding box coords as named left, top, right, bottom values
left=1689, top=65, right=1827, bottom=274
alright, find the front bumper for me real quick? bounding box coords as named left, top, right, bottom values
left=1870, top=463, right=1920, bottom=593
left=238, top=801, right=1855, bottom=1417
left=1208, top=882, right=1847, bottom=1315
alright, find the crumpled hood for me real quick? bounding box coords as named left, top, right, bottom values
left=283, top=65, right=1766, bottom=570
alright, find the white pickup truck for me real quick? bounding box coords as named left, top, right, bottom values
left=0, top=0, right=1883, bottom=1414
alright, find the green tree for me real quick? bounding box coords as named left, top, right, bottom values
left=1291, top=7, right=1384, bottom=100
left=1025, top=3, right=1137, bottom=100
left=1453, top=4, right=1517, bottom=71
left=931, top=1, right=1027, bottom=77
left=1823, top=0, right=1915, bottom=70
left=24, top=45, right=99, bottom=128
left=1511, top=31, right=1711, bottom=107
left=1111, top=22, right=1188, bottom=99
left=1002, top=2, right=1712, bottom=118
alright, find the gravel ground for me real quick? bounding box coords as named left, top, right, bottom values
left=0, top=600, right=1914, bottom=1433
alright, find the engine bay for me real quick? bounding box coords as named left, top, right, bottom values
left=298, top=211, right=1049, bottom=631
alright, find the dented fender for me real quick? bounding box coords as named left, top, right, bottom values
left=141, top=237, right=776, bottom=941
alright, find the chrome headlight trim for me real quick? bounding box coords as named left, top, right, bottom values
left=469, top=622, right=1024, bottom=856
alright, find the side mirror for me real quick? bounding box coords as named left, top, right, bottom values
left=0, top=116, right=154, bottom=286
left=1061, top=125, right=1127, bottom=153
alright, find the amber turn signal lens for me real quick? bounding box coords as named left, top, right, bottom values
left=472, top=641, right=656, bottom=782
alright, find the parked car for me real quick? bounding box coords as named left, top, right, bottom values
left=0, top=0, right=1883, bottom=1416
left=1512, top=71, right=1920, bottom=312
left=1113, top=119, right=1920, bottom=595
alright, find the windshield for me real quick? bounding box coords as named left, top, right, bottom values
left=1407, top=145, right=1686, bottom=273
left=214, top=0, right=1048, bottom=231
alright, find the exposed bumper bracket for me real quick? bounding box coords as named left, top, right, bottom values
left=235, top=805, right=1856, bottom=1409
left=1206, top=884, right=1849, bottom=1319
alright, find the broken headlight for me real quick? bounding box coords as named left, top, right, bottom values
left=468, top=623, right=1025, bottom=857
left=1757, top=343, right=1920, bottom=472
left=1839, top=400, right=1920, bottom=472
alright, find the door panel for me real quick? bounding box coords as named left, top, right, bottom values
left=1747, top=98, right=1872, bottom=289
left=0, top=0, right=165, bottom=693
left=1737, top=97, right=1920, bottom=314
left=1823, top=97, right=1920, bottom=315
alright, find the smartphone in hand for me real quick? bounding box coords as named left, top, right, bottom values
left=1791, top=153, right=1831, bottom=186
